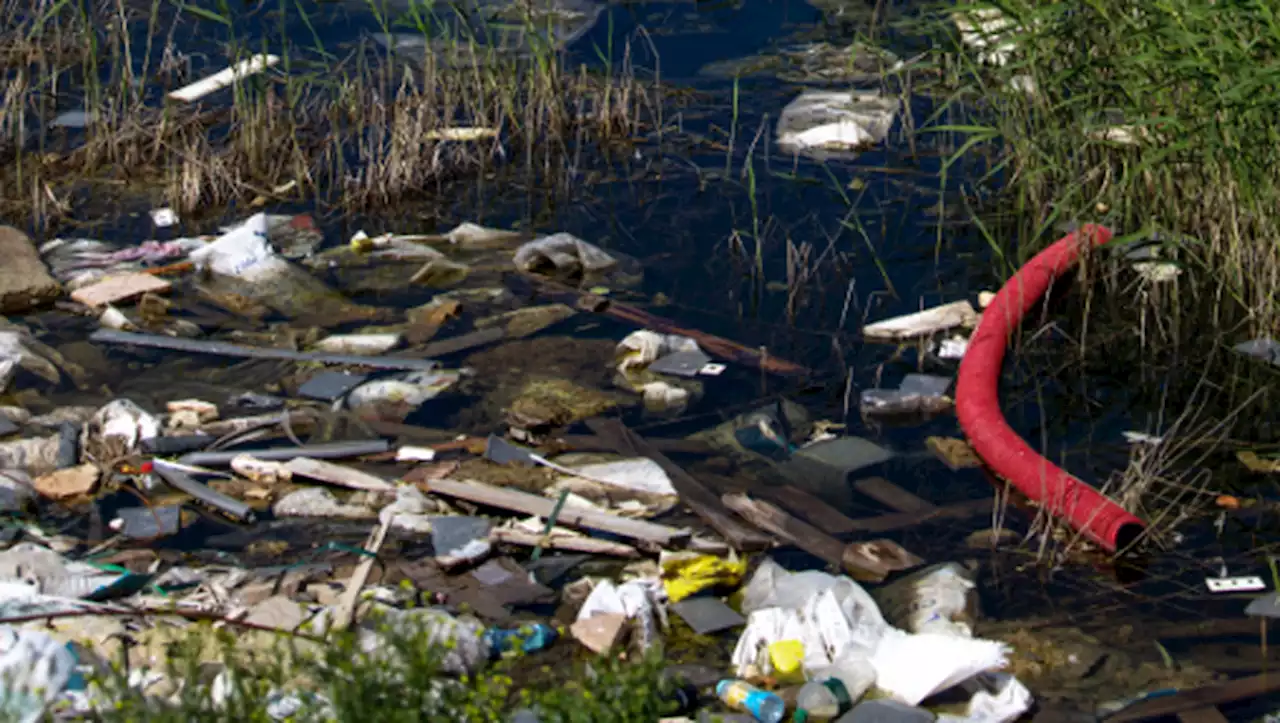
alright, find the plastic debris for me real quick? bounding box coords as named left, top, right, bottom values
left=616, top=330, right=702, bottom=373
left=169, top=53, right=281, bottom=102
left=299, top=371, right=371, bottom=401
left=716, top=679, right=786, bottom=723
left=1234, top=337, right=1280, bottom=367
left=91, top=329, right=440, bottom=371
left=873, top=563, right=977, bottom=638
left=863, top=301, right=978, bottom=341
left=150, top=459, right=255, bottom=522
left=514, top=233, right=618, bottom=277
left=660, top=551, right=747, bottom=602
left=776, top=90, right=899, bottom=159
left=273, top=487, right=374, bottom=520
left=570, top=612, right=627, bottom=654
left=110, top=505, right=182, bottom=539
left=432, top=517, right=493, bottom=567
left=670, top=596, right=746, bottom=635
left=0, top=625, right=78, bottom=723
left=952, top=8, right=1019, bottom=67
left=345, top=370, right=461, bottom=422
left=312, top=333, right=402, bottom=355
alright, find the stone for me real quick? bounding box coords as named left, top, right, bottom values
left=0, top=226, right=60, bottom=314
left=569, top=612, right=628, bottom=654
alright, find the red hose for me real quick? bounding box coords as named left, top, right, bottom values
left=955, top=224, right=1145, bottom=552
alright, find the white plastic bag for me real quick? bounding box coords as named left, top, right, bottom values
left=190, top=213, right=284, bottom=282
left=869, top=628, right=1009, bottom=705
left=776, top=90, right=898, bottom=159
left=514, top=233, right=617, bottom=276
left=0, top=625, right=77, bottom=723
left=872, top=562, right=977, bottom=637
left=615, top=330, right=700, bottom=372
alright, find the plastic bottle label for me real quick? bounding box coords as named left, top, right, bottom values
left=824, top=678, right=852, bottom=710
left=721, top=682, right=751, bottom=708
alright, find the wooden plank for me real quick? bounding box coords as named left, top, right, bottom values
left=490, top=528, right=639, bottom=558
left=1107, top=673, right=1280, bottom=722
left=1178, top=708, right=1229, bottom=723
left=584, top=418, right=774, bottom=551
left=284, top=457, right=395, bottom=492
left=843, top=497, right=992, bottom=533
left=424, top=477, right=689, bottom=547
left=854, top=477, right=938, bottom=514
left=721, top=493, right=922, bottom=583
left=755, top=485, right=861, bottom=535
left=70, top=272, right=171, bottom=308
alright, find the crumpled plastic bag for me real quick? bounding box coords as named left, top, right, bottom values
left=615, top=330, right=701, bottom=373
left=776, top=90, right=899, bottom=159
left=872, top=562, right=977, bottom=638
left=576, top=578, right=663, bottom=652
left=733, top=559, right=1016, bottom=707
left=346, top=370, right=461, bottom=423
left=869, top=628, right=1009, bottom=705
left=379, top=484, right=439, bottom=534
left=514, top=233, right=617, bottom=277
left=0, top=543, right=141, bottom=601
left=81, top=399, right=160, bottom=462
left=0, top=625, right=78, bottom=723
left=361, top=607, right=490, bottom=676
left=660, top=551, right=747, bottom=603
left=936, top=673, right=1035, bottom=723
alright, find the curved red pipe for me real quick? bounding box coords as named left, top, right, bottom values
left=955, top=224, right=1145, bottom=553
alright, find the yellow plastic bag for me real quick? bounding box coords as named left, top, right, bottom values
left=660, top=551, right=748, bottom=603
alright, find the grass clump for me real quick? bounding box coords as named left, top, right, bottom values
left=86, top=616, right=675, bottom=722
left=922, top=0, right=1280, bottom=334
left=0, top=0, right=658, bottom=224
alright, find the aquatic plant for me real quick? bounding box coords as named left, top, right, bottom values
left=0, top=0, right=660, bottom=225
left=919, top=0, right=1280, bottom=334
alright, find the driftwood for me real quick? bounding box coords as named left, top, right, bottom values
left=514, top=273, right=809, bottom=378
left=423, top=477, right=689, bottom=547
left=842, top=498, right=993, bottom=534
left=332, top=517, right=392, bottom=631
left=721, top=492, right=923, bottom=583
left=862, top=300, right=978, bottom=341
left=585, top=418, right=774, bottom=551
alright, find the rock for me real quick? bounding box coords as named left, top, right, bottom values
left=569, top=612, right=628, bottom=654
left=0, top=436, right=60, bottom=478
left=0, top=226, right=60, bottom=314
left=33, top=464, right=99, bottom=500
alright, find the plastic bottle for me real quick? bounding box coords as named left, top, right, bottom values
left=794, top=678, right=852, bottom=721
left=483, top=623, right=557, bottom=657
left=796, top=655, right=876, bottom=720
left=715, top=679, right=786, bottom=723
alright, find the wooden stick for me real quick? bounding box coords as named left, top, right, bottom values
left=423, top=477, right=689, bottom=547
left=754, top=485, right=861, bottom=535
left=332, top=517, right=392, bottom=631
left=514, top=272, right=810, bottom=377
left=1107, top=673, right=1280, bottom=721
left=490, top=528, right=639, bottom=557
left=721, top=493, right=920, bottom=582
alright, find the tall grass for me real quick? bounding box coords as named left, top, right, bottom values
left=920, top=0, right=1280, bottom=335
left=0, top=0, right=659, bottom=224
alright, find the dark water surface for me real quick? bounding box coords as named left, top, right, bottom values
left=19, top=0, right=1280, bottom=715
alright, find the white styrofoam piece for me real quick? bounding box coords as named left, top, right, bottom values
left=1205, top=576, right=1265, bottom=593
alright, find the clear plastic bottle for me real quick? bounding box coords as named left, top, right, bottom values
left=794, top=678, right=851, bottom=721
left=796, top=655, right=876, bottom=720
left=715, top=679, right=786, bottom=723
